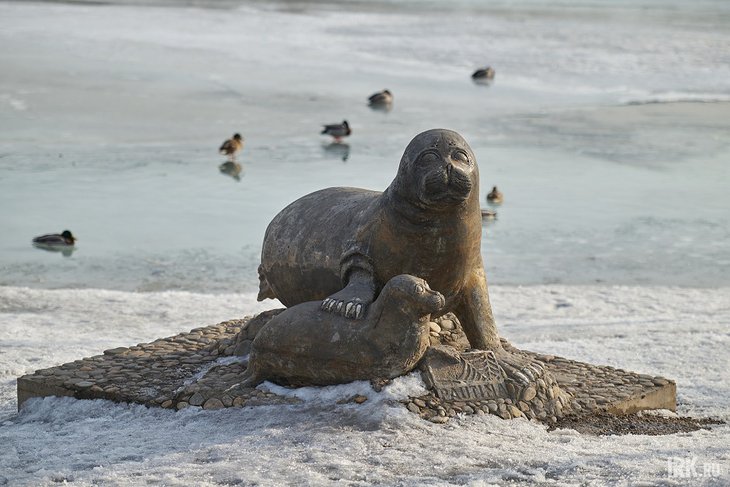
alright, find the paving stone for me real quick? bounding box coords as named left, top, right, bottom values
left=407, top=402, right=420, bottom=414
left=508, top=405, right=523, bottom=418
left=521, top=386, right=537, bottom=402
left=439, top=319, right=455, bottom=331
left=203, top=398, right=224, bottom=410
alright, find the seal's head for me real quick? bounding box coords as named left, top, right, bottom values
left=382, top=274, right=445, bottom=315
left=390, top=129, right=478, bottom=210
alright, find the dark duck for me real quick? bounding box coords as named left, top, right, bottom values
left=33, top=230, right=76, bottom=246
left=321, top=120, right=351, bottom=142
left=368, top=89, right=393, bottom=106
left=486, top=186, right=503, bottom=204
left=471, top=66, right=496, bottom=83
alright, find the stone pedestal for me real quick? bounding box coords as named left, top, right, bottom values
left=17, top=314, right=676, bottom=423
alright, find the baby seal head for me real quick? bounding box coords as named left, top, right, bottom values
left=384, top=274, right=445, bottom=315
left=391, top=129, right=478, bottom=210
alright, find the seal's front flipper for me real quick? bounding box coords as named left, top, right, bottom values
left=320, top=286, right=371, bottom=319
left=493, top=346, right=547, bottom=386
left=454, top=266, right=500, bottom=350
left=320, top=269, right=376, bottom=320
left=321, top=296, right=367, bottom=319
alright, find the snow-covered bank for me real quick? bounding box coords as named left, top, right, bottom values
left=1, top=285, right=728, bottom=485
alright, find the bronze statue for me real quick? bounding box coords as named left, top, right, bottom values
left=257, top=129, right=544, bottom=386
left=243, top=274, right=444, bottom=386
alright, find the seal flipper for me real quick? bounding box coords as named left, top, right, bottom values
left=455, top=266, right=550, bottom=394
left=320, top=243, right=378, bottom=320
left=454, top=265, right=500, bottom=350
left=320, top=269, right=376, bottom=319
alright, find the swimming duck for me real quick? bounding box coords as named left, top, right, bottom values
left=471, top=66, right=496, bottom=82
left=368, top=89, right=393, bottom=106
left=486, top=186, right=503, bottom=204
left=321, top=120, right=351, bottom=142
left=219, top=133, right=244, bottom=162
left=32, top=230, right=76, bottom=246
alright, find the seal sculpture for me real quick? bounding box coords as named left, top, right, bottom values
left=242, top=274, right=444, bottom=387
left=257, top=128, right=545, bottom=388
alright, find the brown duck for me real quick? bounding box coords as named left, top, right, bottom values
left=219, top=133, right=244, bottom=162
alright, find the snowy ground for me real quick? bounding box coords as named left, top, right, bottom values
left=1, top=285, right=728, bottom=486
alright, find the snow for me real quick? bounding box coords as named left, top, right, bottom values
left=1, top=285, right=728, bottom=485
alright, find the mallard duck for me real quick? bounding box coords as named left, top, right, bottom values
left=472, top=66, right=496, bottom=82
left=219, top=133, right=244, bottom=162
left=321, top=120, right=351, bottom=142
left=32, top=230, right=76, bottom=246
left=368, top=89, right=393, bottom=106
left=486, top=186, right=503, bottom=204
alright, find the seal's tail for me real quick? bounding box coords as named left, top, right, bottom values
left=256, top=264, right=276, bottom=301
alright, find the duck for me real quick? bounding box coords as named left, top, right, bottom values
left=32, top=230, right=76, bottom=246
left=471, top=66, right=496, bottom=82
left=321, top=120, right=351, bottom=142
left=486, top=186, right=503, bottom=205
left=368, top=89, right=393, bottom=106
left=219, top=133, right=244, bottom=162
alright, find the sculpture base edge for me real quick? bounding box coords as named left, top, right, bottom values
left=16, top=312, right=680, bottom=430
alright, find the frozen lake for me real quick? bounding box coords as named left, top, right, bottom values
left=1, top=0, right=729, bottom=291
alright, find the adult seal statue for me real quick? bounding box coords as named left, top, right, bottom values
left=257, top=128, right=543, bottom=384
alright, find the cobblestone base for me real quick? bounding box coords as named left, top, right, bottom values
left=17, top=313, right=676, bottom=424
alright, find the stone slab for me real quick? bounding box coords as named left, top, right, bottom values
left=16, top=318, right=290, bottom=411
left=16, top=315, right=676, bottom=423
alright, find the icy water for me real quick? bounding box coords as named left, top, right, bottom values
left=1, top=0, right=730, bottom=485
left=1, top=0, right=729, bottom=291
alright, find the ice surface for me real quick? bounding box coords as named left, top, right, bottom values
left=1, top=285, right=728, bottom=485
left=1, top=0, right=729, bottom=290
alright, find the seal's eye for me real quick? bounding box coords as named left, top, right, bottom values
left=414, top=284, right=425, bottom=294
left=419, top=151, right=440, bottom=164
left=452, top=150, right=470, bottom=164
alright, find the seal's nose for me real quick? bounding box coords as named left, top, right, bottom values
left=445, top=163, right=453, bottom=179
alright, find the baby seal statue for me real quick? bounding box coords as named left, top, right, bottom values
left=256, top=128, right=546, bottom=391
left=241, top=275, right=444, bottom=386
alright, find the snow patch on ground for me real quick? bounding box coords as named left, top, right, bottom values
left=1, top=285, right=728, bottom=485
